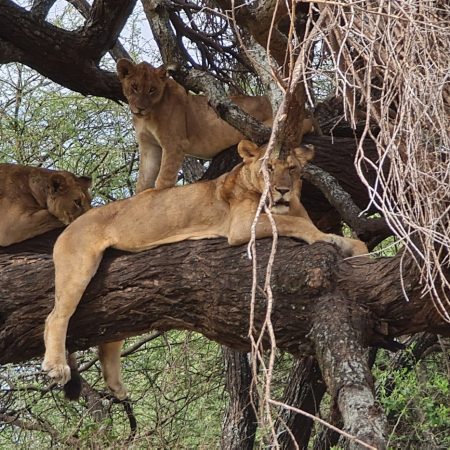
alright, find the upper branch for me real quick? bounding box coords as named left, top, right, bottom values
left=0, top=0, right=135, bottom=100
left=82, top=0, right=137, bottom=60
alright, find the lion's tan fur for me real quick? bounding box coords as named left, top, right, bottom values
left=42, top=140, right=367, bottom=399
left=118, top=59, right=297, bottom=191
left=0, top=164, right=92, bottom=246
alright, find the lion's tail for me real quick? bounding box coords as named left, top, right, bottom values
left=63, top=353, right=82, bottom=400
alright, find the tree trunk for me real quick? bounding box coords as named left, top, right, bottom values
left=221, top=348, right=257, bottom=450
left=275, top=356, right=326, bottom=449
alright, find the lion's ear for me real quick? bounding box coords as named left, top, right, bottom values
left=116, top=59, right=135, bottom=80
left=155, top=65, right=168, bottom=80
left=293, top=144, right=315, bottom=166
left=77, top=175, right=92, bottom=189
left=237, top=140, right=260, bottom=162
left=49, top=174, right=68, bottom=194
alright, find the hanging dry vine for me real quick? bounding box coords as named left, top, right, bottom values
left=298, top=1, right=450, bottom=320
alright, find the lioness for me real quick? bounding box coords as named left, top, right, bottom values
left=0, top=164, right=92, bottom=246
left=118, top=59, right=315, bottom=192
left=42, top=140, right=367, bottom=399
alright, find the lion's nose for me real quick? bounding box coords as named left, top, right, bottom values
left=276, top=187, right=290, bottom=196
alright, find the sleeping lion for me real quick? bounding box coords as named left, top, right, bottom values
left=42, top=140, right=367, bottom=400
left=0, top=164, right=92, bottom=246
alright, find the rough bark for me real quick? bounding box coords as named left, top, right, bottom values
left=0, top=0, right=135, bottom=100
left=312, top=294, right=387, bottom=449
left=221, top=348, right=257, bottom=450
left=275, top=357, right=326, bottom=449
left=1, top=234, right=449, bottom=364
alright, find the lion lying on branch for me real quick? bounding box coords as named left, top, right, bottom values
left=0, top=164, right=91, bottom=246
left=42, top=140, right=367, bottom=400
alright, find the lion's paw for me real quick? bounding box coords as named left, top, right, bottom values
left=323, top=234, right=368, bottom=257
left=42, top=359, right=71, bottom=385
left=110, top=384, right=128, bottom=401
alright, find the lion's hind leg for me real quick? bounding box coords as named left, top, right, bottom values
left=99, top=340, right=128, bottom=400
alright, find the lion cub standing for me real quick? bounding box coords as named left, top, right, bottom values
left=117, top=59, right=274, bottom=192
left=0, top=164, right=91, bottom=246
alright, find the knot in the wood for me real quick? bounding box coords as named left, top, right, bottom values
left=305, top=267, right=329, bottom=291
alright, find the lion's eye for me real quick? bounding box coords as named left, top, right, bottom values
left=74, top=199, right=82, bottom=208
left=148, top=87, right=156, bottom=94
left=267, top=164, right=274, bottom=172
left=289, top=166, right=297, bottom=173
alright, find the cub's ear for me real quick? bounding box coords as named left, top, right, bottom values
left=293, top=144, right=315, bottom=166
left=77, top=175, right=92, bottom=189
left=237, top=140, right=261, bottom=162
left=155, top=64, right=168, bottom=80
left=49, top=173, right=68, bottom=193
left=116, top=59, right=135, bottom=80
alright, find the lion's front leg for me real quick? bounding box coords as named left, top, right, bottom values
left=227, top=209, right=368, bottom=257
left=155, top=147, right=185, bottom=190
left=136, top=138, right=162, bottom=193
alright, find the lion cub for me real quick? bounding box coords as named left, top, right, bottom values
left=42, top=140, right=367, bottom=400
left=0, top=164, right=91, bottom=246
left=117, top=58, right=275, bottom=192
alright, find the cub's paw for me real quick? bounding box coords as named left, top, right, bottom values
left=42, top=359, right=71, bottom=385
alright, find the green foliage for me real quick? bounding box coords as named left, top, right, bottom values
left=375, top=349, right=450, bottom=449
left=0, top=332, right=226, bottom=449
left=0, top=64, right=138, bottom=203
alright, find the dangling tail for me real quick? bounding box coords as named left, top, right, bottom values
left=63, top=353, right=82, bottom=400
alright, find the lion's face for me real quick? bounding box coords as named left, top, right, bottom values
left=46, top=173, right=92, bottom=225
left=237, top=140, right=314, bottom=215
left=117, top=59, right=167, bottom=117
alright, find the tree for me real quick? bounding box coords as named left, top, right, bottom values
left=1, top=1, right=449, bottom=448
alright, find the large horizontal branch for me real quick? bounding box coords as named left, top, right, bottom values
left=1, top=233, right=449, bottom=365
left=0, top=0, right=135, bottom=100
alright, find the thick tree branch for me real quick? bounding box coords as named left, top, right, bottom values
left=1, top=234, right=449, bottom=365
left=221, top=348, right=257, bottom=450
left=0, top=0, right=134, bottom=100
left=312, top=294, right=387, bottom=449
left=303, top=163, right=390, bottom=247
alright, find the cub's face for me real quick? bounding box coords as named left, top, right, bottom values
left=117, top=59, right=167, bottom=116
left=237, top=140, right=314, bottom=215
left=46, top=173, right=92, bottom=225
